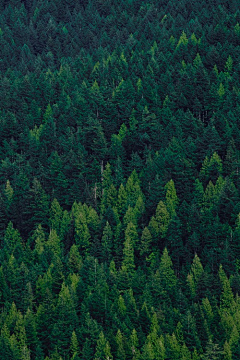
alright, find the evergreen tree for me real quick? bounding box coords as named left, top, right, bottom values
left=165, top=179, right=179, bottom=218
left=94, top=331, right=113, bottom=360
left=115, top=329, right=126, bottom=360
left=70, top=331, right=80, bottom=359
left=122, top=222, right=136, bottom=274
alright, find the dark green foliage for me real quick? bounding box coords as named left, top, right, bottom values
left=0, top=0, right=239, bottom=358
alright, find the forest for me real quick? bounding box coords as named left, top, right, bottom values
left=0, top=0, right=240, bottom=359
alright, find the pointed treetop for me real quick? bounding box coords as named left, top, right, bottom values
left=70, top=330, right=79, bottom=357
left=165, top=179, right=179, bottom=218
left=190, top=33, right=198, bottom=45
left=190, top=254, right=204, bottom=283
left=218, top=83, right=225, bottom=97
left=102, top=163, right=112, bottom=190
left=193, top=53, right=202, bottom=68
left=43, top=103, right=53, bottom=123
left=225, top=55, right=233, bottom=73
left=177, top=31, right=188, bottom=47
left=159, top=248, right=177, bottom=290
left=94, top=331, right=113, bottom=360
left=5, top=179, right=14, bottom=204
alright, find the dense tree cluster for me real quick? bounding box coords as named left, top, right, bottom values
left=0, top=0, right=240, bottom=358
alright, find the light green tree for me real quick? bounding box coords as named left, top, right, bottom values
left=32, top=224, right=46, bottom=256
left=125, top=170, right=143, bottom=208
left=122, top=222, right=137, bottom=273
left=165, top=179, right=179, bottom=218
left=49, top=198, right=63, bottom=234
left=115, top=329, right=126, bottom=360
left=4, top=179, right=14, bottom=208
left=101, top=221, right=113, bottom=263
left=159, top=248, right=177, bottom=292
left=75, top=210, right=90, bottom=255
left=70, top=331, right=80, bottom=358
left=117, top=184, right=127, bottom=215
left=68, top=244, right=82, bottom=273
left=148, top=201, right=170, bottom=242
left=187, top=254, right=204, bottom=298
left=129, top=329, right=140, bottom=359
left=94, top=332, right=113, bottom=360
left=223, top=341, right=232, bottom=360
left=4, top=222, right=22, bottom=254
left=202, top=339, right=223, bottom=360
left=46, top=229, right=61, bottom=257
left=177, top=31, right=188, bottom=48
left=219, top=265, right=235, bottom=312
left=140, top=227, right=152, bottom=257
left=142, top=341, right=155, bottom=360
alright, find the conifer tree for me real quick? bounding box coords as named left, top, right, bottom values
left=129, top=329, right=140, bottom=360
left=70, top=331, right=80, bottom=359
left=46, top=229, right=61, bottom=258
left=68, top=244, right=82, bottom=273
left=165, top=179, right=179, bottom=218
left=32, top=224, right=46, bottom=256
left=117, top=184, right=128, bottom=216
left=101, top=221, right=113, bottom=263
left=74, top=210, right=90, bottom=256
left=122, top=222, right=136, bottom=274
left=115, top=329, right=126, bottom=360
left=159, top=248, right=177, bottom=295
left=3, top=222, right=22, bottom=256
left=219, top=265, right=234, bottom=313
left=187, top=254, right=204, bottom=298
left=94, top=331, right=113, bottom=360
left=148, top=200, right=170, bottom=246
left=49, top=198, right=63, bottom=234
left=24, top=309, right=38, bottom=358
left=140, top=227, right=152, bottom=257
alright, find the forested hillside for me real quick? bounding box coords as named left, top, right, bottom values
left=0, top=0, right=240, bottom=359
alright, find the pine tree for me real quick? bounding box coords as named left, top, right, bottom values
left=74, top=209, right=90, bottom=256
left=129, top=329, right=140, bottom=360
left=142, top=341, right=155, bottom=360
left=0, top=266, right=9, bottom=306
left=94, top=331, right=113, bottom=360
left=46, top=229, right=61, bottom=258
left=140, top=227, right=152, bottom=257
left=155, top=336, right=166, bottom=360
left=35, top=345, right=44, bottom=360
left=165, top=179, right=179, bottom=218
left=122, top=222, right=136, bottom=274
left=117, top=184, right=128, bottom=216
left=148, top=200, right=170, bottom=247
left=223, top=341, right=232, bottom=360
left=3, top=222, right=22, bottom=256
left=125, top=170, right=143, bottom=209
left=101, top=221, right=113, bottom=263
left=70, top=331, right=80, bottom=359
left=32, top=224, right=46, bottom=256
left=49, top=198, right=63, bottom=234
left=52, top=282, right=78, bottom=353
left=4, top=179, right=14, bottom=210
left=115, top=329, right=126, bottom=360
left=28, top=178, right=49, bottom=230
left=24, top=308, right=38, bottom=358
left=219, top=265, right=234, bottom=313
left=68, top=244, right=82, bottom=273
left=165, top=333, right=181, bottom=360
left=202, top=339, right=223, bottom=360
left=187, top=254, right=204, bottom=299
left=159, top=248, right=177, bottom=295
left=60, top=209, right=71, bottom=240
left=202, top=298, right=214, bottom=327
